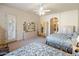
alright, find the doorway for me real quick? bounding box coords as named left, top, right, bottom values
left=50, top=17, right=58, bottom=34
left=7, top=15, right=16, bottom=40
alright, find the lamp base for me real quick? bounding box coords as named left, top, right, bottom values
left=75, top=49, right=79, bottom=52
left=76, top=42, right=79, bottom=47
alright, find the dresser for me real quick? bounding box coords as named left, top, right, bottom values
left=0, top=40, right=9, bottom=56
left=0, top=39, right=17, bottom=56
left=0, top=26, right=9, bottom=55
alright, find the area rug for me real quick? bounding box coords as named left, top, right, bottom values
left=5, top=41, right=71, bottom=56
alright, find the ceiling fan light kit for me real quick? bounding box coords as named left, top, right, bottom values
left=34, top=4, right=51, bottom=16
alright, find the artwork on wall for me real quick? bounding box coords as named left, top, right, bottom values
left=23, top=21, right=35, bottom=32
left=23, top=21, right=27, bottom=32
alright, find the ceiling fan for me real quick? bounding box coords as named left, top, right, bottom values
left=34, top=4, right=51, bottom=16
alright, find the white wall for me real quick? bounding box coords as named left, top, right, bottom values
left=0, top=8, right=6, bottom=29
left=60, top=10, right=78, bottom=31
left=41, top=10, right=79, bottom=35
left=76, top=10, right=79, bottom=32
left=0, top=5, right=40, bottom=40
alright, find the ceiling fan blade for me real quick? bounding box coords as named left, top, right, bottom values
left=44, top=10, right=51, bottom=12
left=33, top=4, right=51, bottom=16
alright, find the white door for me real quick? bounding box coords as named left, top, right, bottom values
left=7, top=15, right=16, bottom=40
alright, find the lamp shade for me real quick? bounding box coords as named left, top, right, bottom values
left=77, top=36, right=79, bottom=42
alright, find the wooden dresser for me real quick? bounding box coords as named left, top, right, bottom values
left=0, top=40, right=9, bottom=56
left=0, top=26, right=8, bottom=55
left=0, top=40, right=16, bottom=56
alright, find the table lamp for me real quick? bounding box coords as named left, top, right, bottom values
left=76, top=36, right=79, bottom=47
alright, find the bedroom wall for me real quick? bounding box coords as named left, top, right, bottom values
left=0, top=5, right=40, bottom=40
left=41, top=10, right=79, bottom=36
left=77, top=10, right=79, bottom=32
left=0, top=7, right=6, bottom=40
left=60, top=10, right=78, bottom=31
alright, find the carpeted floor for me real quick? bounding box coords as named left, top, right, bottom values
left=8, top=37, right=46, bottom=51
left=5, top=41, right=71, bottom=56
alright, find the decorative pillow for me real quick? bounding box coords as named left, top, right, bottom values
left=71, top=32, right=78, bottom=43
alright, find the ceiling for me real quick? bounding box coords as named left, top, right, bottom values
left=1, top=3, right=79, bottom=15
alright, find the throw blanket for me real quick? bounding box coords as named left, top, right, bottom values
left=5, top=41, right=71, bottom=56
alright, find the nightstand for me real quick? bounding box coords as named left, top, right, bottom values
left=72, top=45, right=79, bottom=56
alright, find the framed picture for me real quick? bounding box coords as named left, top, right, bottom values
left=23, top=22, right=35, bottom=32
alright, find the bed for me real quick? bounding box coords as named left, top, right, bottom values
left=46, top=32, right=79, bottom=54
left=46, top=26, right=78, bottom=54
left=46, top=33, right=73, bottom=54
left=5, top=41, right=71, bottom=56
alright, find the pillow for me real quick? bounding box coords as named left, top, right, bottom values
left=58, top=25, right=74, bottom=34
left=71, top=32, right=78, bottom=42
left=66, top=26, right=74, bottom=34
left=74, top=32, right=79, bottom=35
left=58, top=26, right=67, bottom=33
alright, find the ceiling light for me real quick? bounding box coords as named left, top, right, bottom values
left=34, top=4, right=50, bottom=16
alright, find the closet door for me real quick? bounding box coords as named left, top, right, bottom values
left=7, top=15, right=16, bottom=40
